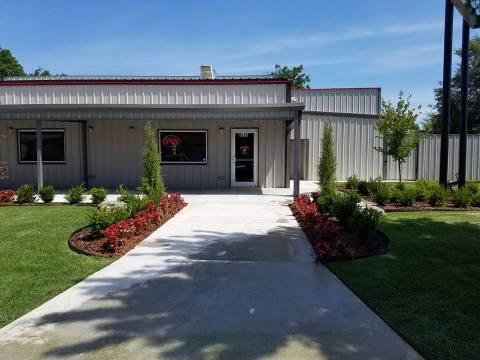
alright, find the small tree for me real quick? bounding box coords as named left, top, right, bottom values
left=141, top=121, right=165, bottom=202
left=317, top=122, right=337, bottom=194
left=0, top=48, right=25, bottom=78
left=375, top=92, right=423, bottom=183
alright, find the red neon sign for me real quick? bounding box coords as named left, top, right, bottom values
left=162, top=135, right=182, bottom=147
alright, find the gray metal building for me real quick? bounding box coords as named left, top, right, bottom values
left=0, top=71, right=306, bottom=193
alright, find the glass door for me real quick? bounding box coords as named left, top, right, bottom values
left=231, top=129, right=258, bottom=186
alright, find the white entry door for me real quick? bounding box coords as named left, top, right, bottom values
left=231, top=129, right=258, bottom=187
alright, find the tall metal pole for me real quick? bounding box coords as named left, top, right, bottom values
left=459, top=20, right=470, bottom=188
left=440, top=0, right=454, bottom=186
left=36, top=119, right=43, bottom=192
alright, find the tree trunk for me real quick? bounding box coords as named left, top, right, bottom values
left=398, top=161, right=402, bottom=183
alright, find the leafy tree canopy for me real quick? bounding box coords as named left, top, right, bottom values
left=375, top=92, right=423, bottom=183
left=0, top=48, right=25, bottom=78
left=29, top=67, right=51, bottom=76
left=271, top=64, right=311, bottom=89
left=423, top=36, right=480, bottom=134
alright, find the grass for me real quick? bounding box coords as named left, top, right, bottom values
left=0, top=206, right=113, bottom=328
left=328, top=211, right=480, bottom=360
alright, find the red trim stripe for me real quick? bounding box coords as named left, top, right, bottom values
left=0, top=79, right=289, bottom=86
left=293, top=87, right=381, bottom=91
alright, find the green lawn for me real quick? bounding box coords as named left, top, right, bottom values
left=329, top=211, right=480, bottom=360
left=0, top=206, right=113, bottom=328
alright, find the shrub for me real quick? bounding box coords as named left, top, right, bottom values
left=65, top=183, right=86, bottom=204
left=367, top=177, right=383, bottom=196
left=39, top=185, right=55, bottom=203
left=332, top=192, right=359, bottom=228
left=90, top=187, right=108, bottom=205
left=348, top=190, right=362, bottom=204
left=428, top=184, right=448, bottom=207
left=415, top=179, right=433, bottom=201
left=357, top=180, right=369, bottom=196
left=0, top=189, right=15, bottom=203
left=141, top=121, right=165, bottom=203
left=317, top=122, right=337, bottom=194
left=87, top=208, right=115, bottom=237
left=316, top=192, right=339, bottom=214
left=16, top=184, right=35, bottom=203
left=346, top=175, right=359, bottom=190
left=347, top=206, right=382, bottom=241
left=472, top=192, right=480, bottom=207
left=465, top=182, right=480, bottom=195
left=452, top=187, right=472, bottom=208
left=117, top=185, right=149, bottom=217
left=373, top=183, right=391, bottom=206
left=397, top=187, right=417, bottom=207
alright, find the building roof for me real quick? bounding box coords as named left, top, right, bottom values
left=0, top=75, right=287, bottom=86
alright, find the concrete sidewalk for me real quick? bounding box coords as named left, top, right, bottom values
left=0, top=192, right=421, bottom=359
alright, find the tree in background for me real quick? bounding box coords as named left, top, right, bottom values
left=141, top=121, right=165, bottom=202
left=317, top=122, right=336, bottom=194
left=30, top=68, right=51, bottom=76
left=0, top=48, right=25, bottom=78
left=423, top=36, right=480, bottom=134
left=375, top=92, right=423, bottom=183
left=271, top=64, right=311, bottom=89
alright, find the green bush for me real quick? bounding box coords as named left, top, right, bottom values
left=317, top=122, right=337, bottom=194
left=87, top=206, right=130, bottom=237
left=118, top=185, right=148, bottom=217
left=398, top=187, right=417, bottom=207
left=472, top=192, right=480, bottom=207
left=141, top=121, right=165, bottom=203
left=452, top=187, right=472, bottom=208
left=347, top=206, right=382, bottom=241
left=65, top=183, right=86, bottom=204
left=357, top=180, right=369, bottom=196
left=346, top=175, right=359, bottom=190
left=333, top=192, right=359, bottom=228
left=39, top=185, right=55, bottom=203
left=415, top=179, right=433, bottom=201
left=90, top=187, right=108, bottom=205
left=465, top=182, right=480, bottom=195
left=373, top=183, right=391, bottom=206
left=395, top=182, right=406, bottom=192
left=16, top=184, right=35, bottom=203
left=316, top=192, right=339, bottom=214
left=428, top=184, right=448, bottom=207
left=367, top=177, right=383, bottom=196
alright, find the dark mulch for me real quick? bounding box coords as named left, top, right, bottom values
left=69, top=203, right=186, bottom=258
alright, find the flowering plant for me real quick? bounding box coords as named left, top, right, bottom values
left=0, top=189, right=15, bottom=203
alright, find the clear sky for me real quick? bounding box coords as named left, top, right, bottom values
left=1, top=0, right=478, bottom=122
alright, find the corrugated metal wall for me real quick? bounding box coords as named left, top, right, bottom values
left=0, top=112, right=287, bottom=190
left=0, top=84, right=287, bottom=106
left=290, top=114, right=383, bottom=181
left=384, top=151, right=417, bottom=180
left=0, top=120, right=84, bottom=188
left=292, top=88, right=380, bottom=115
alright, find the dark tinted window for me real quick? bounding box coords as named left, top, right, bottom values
left=159, top=131, right=207, bottom=164
left=18, top=131, right=65, bottom=162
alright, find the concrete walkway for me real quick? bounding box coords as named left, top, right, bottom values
left=0, top=191, right=421, bottom=359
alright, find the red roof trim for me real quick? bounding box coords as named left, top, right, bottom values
left=0, top=79, right=289, bottom=86
left=293, top=87, right=381, bottom=91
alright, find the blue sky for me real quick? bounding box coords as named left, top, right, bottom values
left=1, top=0, right=478, bottom=122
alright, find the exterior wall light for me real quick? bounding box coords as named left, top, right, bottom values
left=129, top=126, right=135, bottom=132
left=88, top=126, right=93, bottom=134
left=219, top=127, right=224, bottom=134
left=8, top=126, right=14, bottom=133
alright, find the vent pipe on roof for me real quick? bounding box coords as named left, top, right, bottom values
left=200, top=65, right=216, bottom=79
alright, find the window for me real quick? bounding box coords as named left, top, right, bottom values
left=159, top=130, right=207, bottom=164
left=18, top=130, right=66, bottom=163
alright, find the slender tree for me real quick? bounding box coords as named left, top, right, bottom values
left=375, top=92, right=423, bottom=183
left=141, top=121, right=165, bottom=202
left=317, top=122, right=337, bottom=194
left=271, top=64, right=311, bottom=89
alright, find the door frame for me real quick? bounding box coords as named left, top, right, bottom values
left=230, top=128, right=258, bottom=187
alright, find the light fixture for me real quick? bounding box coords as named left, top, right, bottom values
left=129, top=126, right=135, bottom=132
left=88, top=126, right=93, bottom=134
left=8, top=126, right=14, bottom=133
left=219, top=127, right=224, bottom=134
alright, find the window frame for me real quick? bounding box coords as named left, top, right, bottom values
left=158, top=129, right=208, bottom=165
left=17, top=129, right=67, bottom=164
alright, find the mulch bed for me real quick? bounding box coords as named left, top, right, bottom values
left=69, top=201, right=186, bottom=258
left=289, top=195, right=389, bottom=263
